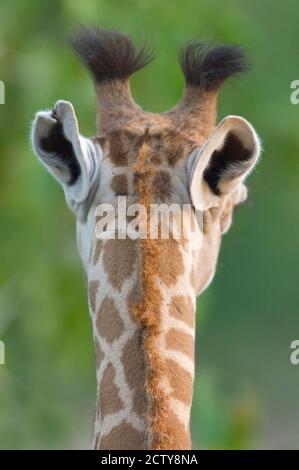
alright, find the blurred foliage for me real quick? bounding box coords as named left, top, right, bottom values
left=0, top=0, right=299, bottom=449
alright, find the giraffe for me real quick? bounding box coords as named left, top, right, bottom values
left=31, top=28, right=261, bottom=450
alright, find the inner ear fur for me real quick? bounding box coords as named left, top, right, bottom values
left=32, top=100, right=102, bottom=204
left=204, top=130, right=252, bottom=195
left=39, top=118, right=81, bottom=185
left=189, top=115, right=260, bottom=211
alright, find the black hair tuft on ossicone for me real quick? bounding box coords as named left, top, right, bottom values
left=179, top=41, right=249, bottom=91
left=69, top=27, right=155, bottom=83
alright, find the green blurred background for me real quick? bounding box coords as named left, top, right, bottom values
left=0, top=0, right=299, bottom=450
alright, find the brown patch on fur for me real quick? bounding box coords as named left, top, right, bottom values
left=89, top=280, right=100, bottom=313
left=111, top=173, right=128, bottom=195
left=151, top=154, right=161, bottom=165
left=165, top=358, right=193, bottom=406
left=103, top=238, right=137, bottom=291
left=155, top=238, right=184, bottom=287
left=108, top=130, right=128, bottom=166
left=93, top=239, right=103, bottom=265
left=148, top=130, right=192, bottom=167
left=96, top=296, right=124, bottom=343
left=98, top=420, right=146, bottom=450
left=169, top=295, right=195, bottom=328
left=122, top=329, right=147, bottom=417
left=99, top=362, right=123, bottom=420
left=95, top=338, right=104, bottom=369
left=152, top=170, right=172, bottom=202
left=166, top=329, right=194, bottom=359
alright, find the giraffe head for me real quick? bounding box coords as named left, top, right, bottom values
left=31, top=28, right=260, bottom=449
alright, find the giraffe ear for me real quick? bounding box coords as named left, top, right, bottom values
left=31, top=100, right=102, bottom=203
left=188, top=115, right=261, bottom=211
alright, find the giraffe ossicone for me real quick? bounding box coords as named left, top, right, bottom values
left=31, top=28, right=261, bottom=450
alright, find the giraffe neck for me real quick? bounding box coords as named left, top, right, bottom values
left=88, top=235, right=196, bottom=450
